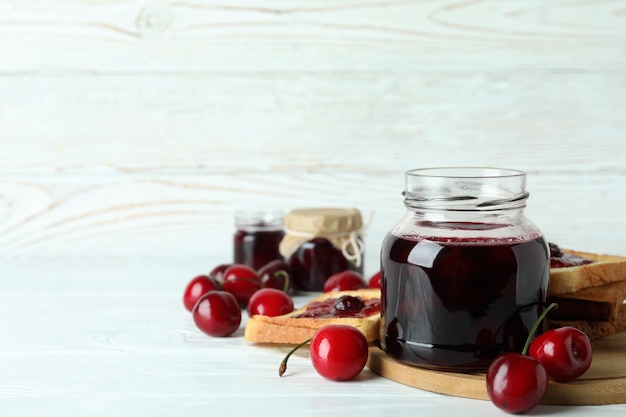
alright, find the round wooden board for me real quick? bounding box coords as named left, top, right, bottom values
left=366, top=331, right=626, bottom=405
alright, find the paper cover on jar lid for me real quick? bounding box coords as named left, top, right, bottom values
left=279, top=207, right=364, bottom=260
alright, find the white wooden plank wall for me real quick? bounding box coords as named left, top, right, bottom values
left=1, top=0, right=625, bottom=272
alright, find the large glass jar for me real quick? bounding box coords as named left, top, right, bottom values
left=380, top=167, right=549, bottom=371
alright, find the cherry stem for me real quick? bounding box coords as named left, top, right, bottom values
left=521, top=302, right=558, bottom=355
left=275, top=270, right=290, bottom=293
left=278, top=337, right=312, bottom=377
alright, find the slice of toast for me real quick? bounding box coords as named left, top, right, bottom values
left=244, top=289, right=381, bottom=344
left=547, top=245, right=626, bottom=339
left=548, top=302, right=626, bottom=341
left=549, top=249, right=626, bottom=296
left=548, top=280, right=626, bottom=322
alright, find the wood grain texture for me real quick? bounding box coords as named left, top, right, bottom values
left=0, top=173, right=623, bottom=264
left=1, top=0, right=625, bottom=72
left=0, top=0, right=625, bottom=262
left=367, top=332, right=626, bottom=405
left=1, top=74, right=625, bottom=174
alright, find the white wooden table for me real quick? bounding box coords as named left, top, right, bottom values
left=1, top=258, right=624, bottom=417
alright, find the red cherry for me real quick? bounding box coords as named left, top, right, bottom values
left=310, top=324, right=369, bottom=381
left=258, top=259, right=292, bottom=293
left=486, top=352, right=549, bottom=414
left=208, top=263, right=231, bottom=285
left=368, top=271, right=381, bottom=289
left=247, top=288, right=294, bottom=317
left=278, top=324, right=369, bottom=381
left=222, top=264, right=263, bottom=306
left=323, top=270, right=367, bottom=293
left=192, top=291, right=242, bottom=337
left=528, top=326, right=592, bottom=382
left=183, top=274, right=220, bottom=312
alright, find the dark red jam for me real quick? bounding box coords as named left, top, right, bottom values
left=291, top=295, right=380, bottom=319
left=288, top=237, right=362, bottom=292
left=549, top=242, right=595, bottom=269
left=381, top=233, right=549, bottom=371
left=234, top=226, right=284, bottom=271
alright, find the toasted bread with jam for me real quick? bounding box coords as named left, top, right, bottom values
left=548, top=246, right=626, bottom=296
left=244, top=289, right=380, bottom=344
left=547, top=243, right=626, bottom=339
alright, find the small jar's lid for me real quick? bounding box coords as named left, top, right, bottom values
left=235, top=209, right=284, bottom=230
left=280, top=208, right=364, bottom=264
left=283, top=207, right=363, bottom=235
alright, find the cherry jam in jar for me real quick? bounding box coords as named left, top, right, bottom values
left=288, top=237, right=359, bottom=292
left=233, top=209, right=285, bottom=270
left=380, top=167, right=550, bottom=371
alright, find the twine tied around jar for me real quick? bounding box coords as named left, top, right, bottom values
left=279, top=208, right=373, bottom=269
left=339, top=229, right=367, bottom=268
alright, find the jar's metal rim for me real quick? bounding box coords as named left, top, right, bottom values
left=405, top=166, right=526, bottom=179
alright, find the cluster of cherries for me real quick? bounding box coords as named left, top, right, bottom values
left=182, top=259, right=381, bottom=381
left=183, top=263, right=594, bottom=409
left=183, top=259, right=294, bottom=337
left=486, top=303, right=593, bottom=413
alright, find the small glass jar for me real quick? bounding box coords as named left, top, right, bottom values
left=280, top=208, right=365, bottom=292
left=380, top=167, right=549, bottom=371
left=233, top=209, right=285, bottom=270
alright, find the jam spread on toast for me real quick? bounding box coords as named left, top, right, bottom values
left=549, top=242, right=595, bottom=268
left=291, top=295, right=380, bottom=319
